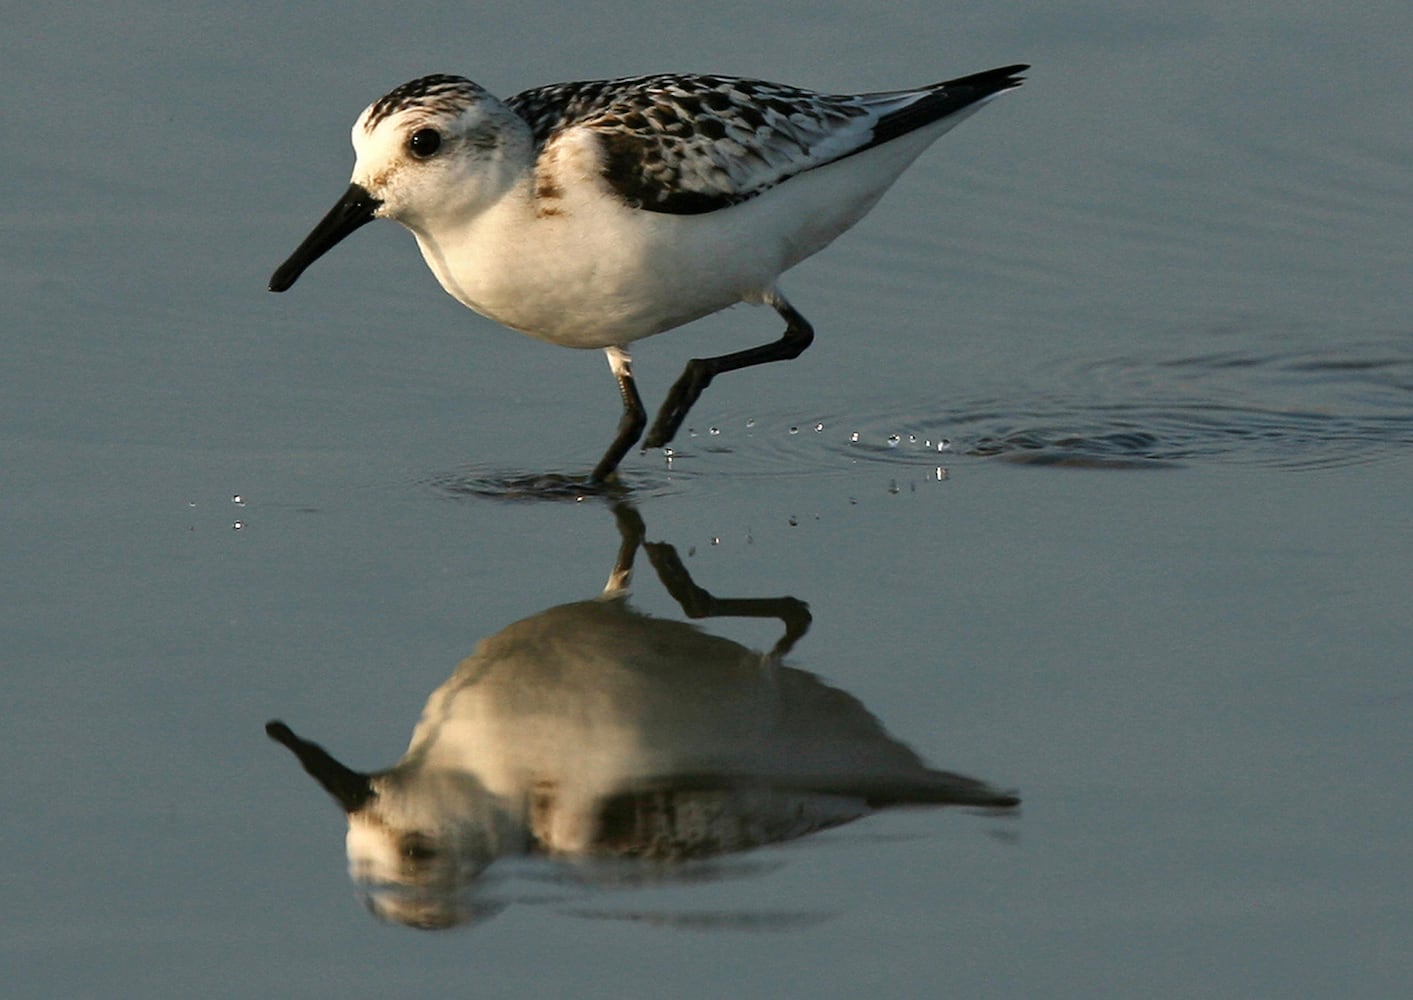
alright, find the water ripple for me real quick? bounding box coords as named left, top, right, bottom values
left=424, top=466, right=684, bottom=502
left=665, top=334, right=1413, bottom=476
left=422, top=335, right=1411, bottom=493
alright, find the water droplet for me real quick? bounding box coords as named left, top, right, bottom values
left=886, top=434, right=901, bottom=448
left=788, top=426, right=799, bottom=435
left=908, top=434, right=918, bottom=444
left=231, top=494, right=244, bottom=505
left=710, top=536, right=720, bottom=546
left=687, top=427, right=697, bottom=438
left=937, top=439, right=951, bottom=452
left=814, top=423, right=824, bottom=432
left=709, top=426, right=721, bottom=436
left=787, top=515, right=798, bottom=526
left=745, top=418, right=756, bottom=429
left=934, top=466, right=948, bottom=481
left=850, top=431, right=860, bottom=443
left=232, top=520, right=245, bottom=530
left=887, top=480, right=900, bottom=495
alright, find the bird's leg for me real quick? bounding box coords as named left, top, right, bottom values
left=643, top=292, right=814, bottom=450
left=641, top=537, right=813, bottom=658
left=601, top=500, right=647, bottom=595
left=589, top=346, right=647, bottom=483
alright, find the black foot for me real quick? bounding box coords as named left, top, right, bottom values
left=591, top=408, right=647, bottom=482
left=643, top=360, right=713, bottom=450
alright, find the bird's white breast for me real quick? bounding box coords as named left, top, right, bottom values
left=408, top=116, right=951, bottom=349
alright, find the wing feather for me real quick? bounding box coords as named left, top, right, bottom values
left=506, top=67, right=1025, bottom=215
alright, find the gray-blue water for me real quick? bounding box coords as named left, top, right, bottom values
left=5, top=3, right=1410, bottom=997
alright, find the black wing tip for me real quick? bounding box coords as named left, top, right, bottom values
left=941, top=64, right=1030, bottom=93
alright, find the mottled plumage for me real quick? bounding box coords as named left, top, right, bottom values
left=505, top=69, right=1022, bottom=214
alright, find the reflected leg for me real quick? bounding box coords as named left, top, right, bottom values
left=601, top=499, right=647, bottom=594
left=643, top=538, right=812, bottom=657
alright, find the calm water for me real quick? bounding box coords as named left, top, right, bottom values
left=5, top=3, right=1411, bottom=998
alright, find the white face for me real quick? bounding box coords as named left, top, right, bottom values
left=344, top=795, right=509, bottom=930
left=348, top=77, right=523, bottom=230
left=341, top=768, right=521, bottom=896
left=269, top=75, right=524, bottom=293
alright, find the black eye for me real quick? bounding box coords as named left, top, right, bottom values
left=407, top=128, right=442, bottom=159
left=400, top=833, right=439, bottom=862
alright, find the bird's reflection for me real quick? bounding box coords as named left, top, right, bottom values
left=267, top=504, right=1016, bottom=929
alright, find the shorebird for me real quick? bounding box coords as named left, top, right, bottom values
left=267, top=504, right=1016, bottom=928
left=270, top=65, right=1027, bottom=482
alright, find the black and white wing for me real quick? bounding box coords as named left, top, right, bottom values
left=507, top=66, right=1026, bottom=215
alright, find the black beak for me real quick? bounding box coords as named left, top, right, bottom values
left=269, top=183, right=382, bottom=292
left=266, top=719, right=375, bottom=813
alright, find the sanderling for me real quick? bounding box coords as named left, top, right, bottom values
left=271, top=65, right=1027, bottom=483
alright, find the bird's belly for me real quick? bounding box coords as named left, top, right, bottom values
left=416, top=213, right=780, bottom=350
left=466, top=268, right=745, bottom=350
left=411, top=138, right=927, bottom=351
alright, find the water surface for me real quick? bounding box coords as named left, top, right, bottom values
left=5, top=3, right=1411, bottom=998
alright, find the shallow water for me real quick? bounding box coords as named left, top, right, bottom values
left=5, top=3, right=1411, bottom=998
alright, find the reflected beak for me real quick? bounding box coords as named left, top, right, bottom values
left=269, top=183, right=382, bottom=292
left=266, top=719, right=375, bottom=813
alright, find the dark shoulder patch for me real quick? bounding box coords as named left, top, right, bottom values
left=599, top=131, right=735, bottom=215
left=512, top=73, right=879, bottom=216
